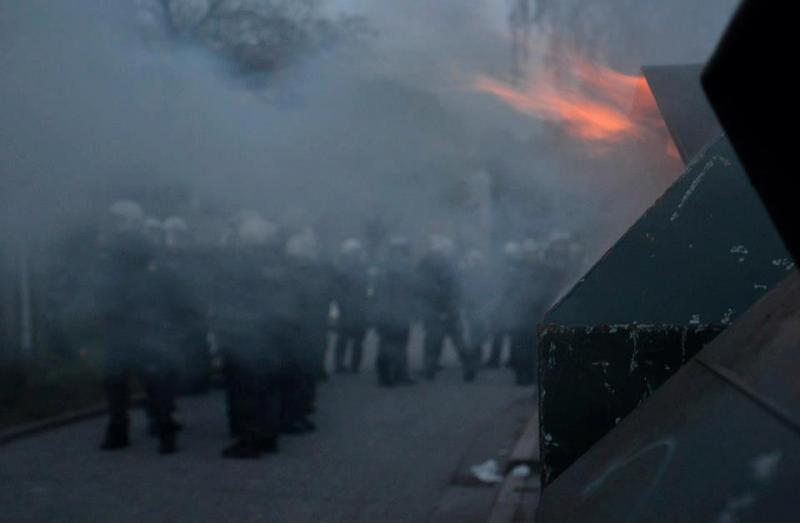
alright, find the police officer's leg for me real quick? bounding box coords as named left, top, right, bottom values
left=485, top=333, right=502, bottom=368
left=333, top=325, right=347, bottom=373
left=386, top=339, right=399, bottom=385
left=142, top=362, right=179, bottom=454
left=395, top=325, right=416, bottom=384
left=222, top=348, right=244, bottom=438
left=471, top=318, right=490, bottom=365
left=222, top=365, right=262, bottom=458
left=448, top=317, right=477, bottom=381
left=349, top=325, right=367, bottom=373
left=508, top=331, right=520, bottom=381
left=278, top=363, right=296, bottom=430
left=299, top=363, right=318, bottom=431
left=260, top=370, right=281, bottom=452
left=146, top=366, right=181, bottom=437
left=423, top=319, right=445, bottom=379
left=517, top=328, right=537, bottom=386
left=279, top=358, right=313, bottom=434
left=101, top=365, right=131, bottom=450
left=509, top=329, right=535, bottom=386
left=181, top=329, right=211, bottom=394
left=240, top=361, right=279, bottom=455
left=376, top=328, right=393, bottom=386
left=314, top=328, right=329, bottom=382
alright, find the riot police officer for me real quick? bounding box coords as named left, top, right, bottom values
left=417, top=236, right=477, bottom=382
left=278, top=228, right=328, bottom=434
left=332, top=239, right=370, bottom=374
left=97, top=201, right=183, bottom=454
left=211, top=212, right=281, bottom=458
left=499, top=239, right=549, bottom=386
left=161, top=216, right=212, bottom=395
left=460, top=249, right=497, bottom=369
left=372, top=237, right=416, bottom=387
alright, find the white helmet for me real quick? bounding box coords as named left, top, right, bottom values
left=429, top=234, right=455, bottom=256
left=548, top=230, right=572, bottom=243
left=388, top=235, right=410, bottom=249
left=143, top=216, right=162, bottom=230
left=464, top=249, right=485, bottom=268
left=340, top=238, right=363, bottom=255
left=521, top=238, right=544, bottom=261
left=163, top=216, right=189, bottom=248
left=109, top=200, right=144, bottom=220
left=108, top=200, right=145, bottom=231
left=387, top=235, right=412, bottom=264
left=141, top=216, right=165, bottom=245
left=163, top=216, right=188, bottom=233
left=503, top=241, right=522, bottom=258
left=286, top=228, right=318, bottom=261
left=236, top=210, right=277, bottom=246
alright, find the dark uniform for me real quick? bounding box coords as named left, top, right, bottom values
left=97, top=231, right=185, bottom=454
left=417, top=252, right=477, bottom=381
left=460, top=255, right=497, bottom=368
left=332, top=257, right=369, bottom=373
left=274, top=256, right=329, bottom=433
left=372, top=252, right=416, bottom=387
left=497, top=256, right=549, bottom=386
left=211, top=248, right=281, bottom=458
left=161, top=246, right=212, bottom=395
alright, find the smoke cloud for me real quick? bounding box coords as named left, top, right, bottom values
left=1, top=0, right=740, bottom=258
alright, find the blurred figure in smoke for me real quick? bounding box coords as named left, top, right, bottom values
left=460, top=249, right=497, bottom=368
left=97, top=200, right=184, bottom=454
left=542, top=230, right=585, bottom=305
left=418, top=235, right=477, bottom=382
left=211, top=211, right=281, bottom=458
left=332, top=239, right=370, bottom=374
left=279, top=227, right=329, bottom=433
left=160, top=216, right=212, bottom=395
left=490, top=242, right=523, bottom=369
left=496, top=239, right=548, bottom=386
left=372, top=236, right=416, bottom=387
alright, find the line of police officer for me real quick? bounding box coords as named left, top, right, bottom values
left=96, top=203, right=335, bottom=458
left=94, top=200, right=576, bottom=458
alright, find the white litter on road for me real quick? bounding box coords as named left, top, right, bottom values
left=471, top=459, right=504, bottom=484
left=509, top=465, right=532, bottom=479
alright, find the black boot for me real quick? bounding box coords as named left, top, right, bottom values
left=100, top=426, right=129, bottom=451
left=298, top=417, right=316, bottom=432
left=222, top=440, right=261, bottom=459
left=463, top=368, right=477, bottom=382
left=258, top=437, right=279, bottom=454
left=149, top=418, right=183, bottom=437
left=159, top=432, right=177, bottom=455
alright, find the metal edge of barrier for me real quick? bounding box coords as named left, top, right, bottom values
left=0, top=397, right=146, bottom=447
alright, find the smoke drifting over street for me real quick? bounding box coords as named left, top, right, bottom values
left=2, top=0, right=739, bottom=255
left=2, top=3, right=769, bottom=521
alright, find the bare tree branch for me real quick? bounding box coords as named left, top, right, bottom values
left=137, top=0, right=367, bottom=76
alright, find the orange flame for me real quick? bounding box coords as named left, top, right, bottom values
left=473, top=53, right=663, bottom=149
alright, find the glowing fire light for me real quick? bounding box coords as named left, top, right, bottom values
left=473, top=53, right=666, bottom=149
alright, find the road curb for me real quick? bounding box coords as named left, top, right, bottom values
left=486, top=409, right=541, bottom=523
left=0, top=404, right=108, bottom=446
left=0, top=397, right=146, bottom=447
left=506, top=414, right=540, bottom=472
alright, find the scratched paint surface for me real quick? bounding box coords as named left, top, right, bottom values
left=537, top=136, right=792, bottom=486
left=537, top=272, right=800, bottom=523
left=546, top=136, right=792, bottom=327
left=538, top=323, right=722, bottom=485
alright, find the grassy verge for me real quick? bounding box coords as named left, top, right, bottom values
left=0, top=356, right=105, bottom=431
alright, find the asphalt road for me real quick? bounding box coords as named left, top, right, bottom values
left=0, top=334, right=534, bottom=523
